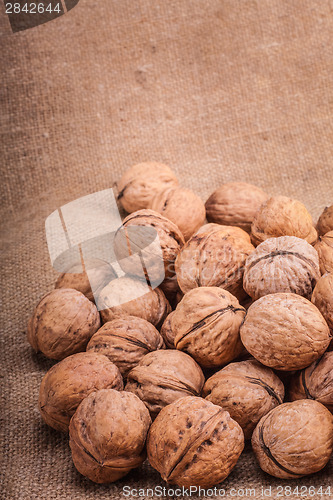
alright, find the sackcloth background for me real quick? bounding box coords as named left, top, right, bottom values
left=1, top=0, right=333, bottom=498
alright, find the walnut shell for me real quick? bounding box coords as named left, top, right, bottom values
left=117, top=162, right=179, bottom=213
left=125, top=350, right=204, bottom=418
left=38, top=352, right=123, bottom=432
left=289, top=352, right=333, bottom=412
left=251, top=196, right=317, bottom=246
left=243, top=236, right=320, bottom=300
left=160, top=311, right=176, bottom=349
left=147, top=396, right=244, bottom=487
left=170, top=287, right=245, bottom=368
left=315, top=231, right=333, bottom=274
left=317, top=205, right=333, bottom=236
left=205, top=182, right=268, bottom=233
left=69, top=389, right=151, bottom=483
left=86, top=316, right=165, bottom=377
left=240, top=293, right=331, bottom=370
left=312, top=272, right=333, bottom=333
left=149, top=187, right=206, bottom=241
left=175, top=223, right=254, bottom=300
left=252, top=400, right=333, bottom=478
left=98, top=276, right=170, bottom=328
left=202, top=359, right=284, bottom=439
left=27, top=288, right=101, bottom=360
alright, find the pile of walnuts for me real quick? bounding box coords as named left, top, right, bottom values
left=28, top=162, right=333, bottom=487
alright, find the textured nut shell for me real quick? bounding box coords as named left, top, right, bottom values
left=117, top=162, right=179, bottom=213
left=69, top=389, right=151, bottom=483
left=243, top=236, right=320, bottom=300
left=170, top=287, right=245, bottom=368
left=205, top=182, right=268, bottom=233
left=175, top=223, right=254, bottom=300
left=125, top=350, right=204, bottom=418
left=240, top=293, right=330, bottom=370
left=317, top=205, right=333, bottom=236
left=312, top=273, right=333, bottom=333
left=98, top=276, right=170, bottom=328
left=315, top=231, right=333, bottom=274
left=38, top=352, right=123, bottom=432
left=27, top=288, right=101, bottom=360
left=86, top=316, right=165, bottom=377
left=147, top=396, right=244, bottom=487
left=289, top=352, right=333, bottom=412
left=160, top=311, right=176, bottom=348
left=150, top=187, right=206, bottom=241
left=252, top=400, right=333, bottom=478
left=202, top=359, right=284, bottom=439
left=251, top=196, right=317, bottom=246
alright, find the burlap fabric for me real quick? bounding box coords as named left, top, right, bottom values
left=1, top=1, right=333, bottom=498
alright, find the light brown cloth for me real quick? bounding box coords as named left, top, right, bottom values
left=1, top=1, right=332, bottom=498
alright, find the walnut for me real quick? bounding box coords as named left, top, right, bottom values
left=311, top=272, right=333, bottom=333
left=243, top=236, right=320, bottom=300
left=38, top=352, right=123, bottom=432
left=252, top=400, right=333, bottom=478
left=86, top=316, right=165, bottom=377
left=169, top=287, right=245, bottom=368
left=69, top=389, right=151, bottom=483
left=317, top=205, right=333, bottom=236
left=175, top=223, right=254, bottom=300
left=289, top=352, right=333, bottom=412
left=98, top=276, right=170, bottom=328
left=27, top=288, right=101, bottom=360
left=147, top=396, right=244, bottom=487
left=117, top=162, right=179, bottom=213
left=160, top=311, right=176, bottom=348
left=125, top=350, right=204, bottom=418
left=205, top=182, right=268, bottom=233
left=240, top=293, right=330, bottom=370
left=149, top=187, right=206, bottom=241
left=202, top=359, right=284, bottom=439
left=251, top=196, right=317, bottom=246
left=314, top=231, right=333, bottom=274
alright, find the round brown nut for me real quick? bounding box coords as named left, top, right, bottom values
left=205, top=182, right=268, bottom=233
left=202, top=359, right=284, bottom=439
left=243, top=236, right=320, bottom=300
left=289, top=352, right=333, bottom=412
left=170, top=287, right=245, bottom=368
left=27, top=288, right=101, bottom=361
left=251, top=196, right=317, bottom=246
left=149, top=187, right=206, bottom=241
left=38, top=352, right=123, bottom=432
left=315, top=231, right=333, bottom=274
left=125, top=350, right=204, bottom=418
left=312, top=272, right=333, bottom=333
left=240, top=293, right=331, bottom=370
left=175, top=223, right=254, bottom=300
left=117, top=162, right=179, bottom=213
left=317, top=205, right=333, bottom=236
left=69, top=389, right=151, bottom=483
left=98, top=276, right=171, bottom=328
left=160, top=311, right=176, bottom=349
left=147, top=396, right=244, bottom=487
left=86, top=316, right=165, bottom=377
left=252, top=400, right=333, bottom=478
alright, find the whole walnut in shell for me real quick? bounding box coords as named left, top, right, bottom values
left=169, top=287, right=245, bottom=368
left=160, top=311, right=176, bottom=349
left=147, top=396, right=244, bottom=487
left=252, top=400, right=333, bottom=478
left=98, top=276, right=170, bottom=328
left=125, top=350, right=204, bottom=418
left=69, top=389, right=151, bottom=483
left=312, top=272, right=333, bottom=333
left=39, top=352, right=123, bottom=432
left=251, top=196, right=317, bottom=246
left=27, top=288, right=101, bottom=360
left=117, top=162, right=179, bottom=213
left=86, top=316, right=165, bottom=377
left=289, top=352, right=333, bottom=412
left=243, top=236, right=320, bottom=300
left=205, top=182, right=268, bottom=233
left=317, top=205, right=333, bottom=236
left=202, top=359, right=284, bottom=439
left=314, top=231, right=333, bottom=274
left=149, top=187, right=206, bottom=241
left=240, top=293, right=330, bottom=370
left=175, top=223, right=254, bottom=300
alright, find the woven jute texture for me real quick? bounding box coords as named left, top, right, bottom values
left=1, top=1, right=333, bottom=498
